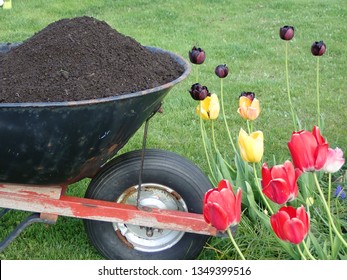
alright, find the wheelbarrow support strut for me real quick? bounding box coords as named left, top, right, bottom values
left=0, top=210, right=55, bottom=252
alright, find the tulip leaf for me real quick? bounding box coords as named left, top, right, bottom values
left=308, top=232, right=327, bottom=260
left=200, top=121, right=218, bottom=185
left=323, top=240, right=328, bottom=256
left=215, top=148, right=234, bottom=183
left=235, top=153, right=251, bottom=201
left=245, top=181, right=257, bottom=221
left=332, top=235, right=342, bottom=260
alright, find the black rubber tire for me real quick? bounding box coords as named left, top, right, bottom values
left=83, top=149, right=212, bottom=260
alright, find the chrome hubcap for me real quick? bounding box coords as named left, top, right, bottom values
left=114, top=183, right=187, bottom=252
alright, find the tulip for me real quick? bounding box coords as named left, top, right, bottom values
left=288, top=126, right=328, bottom=172
left=189, top=83, right=210, bottom=101
left=188, top=46, right=206, bottom=64
left=311, top=41, right=326, bottom=56
left=203, top=179, right=242, bottom=231
left=215, top=64, right=229, bottom=78
left=238, top=128, right=264, bottom=163
left=279, top=26, right=295, bottom=40
left=270, top=205, right=309, bottom=244
left=196, top=93, right=220, bottom=120
left=322, top=147, right=345, bottom=173
left=261, top=161, right=302, bottom=204
left=237, top=92, right=260, bottom=121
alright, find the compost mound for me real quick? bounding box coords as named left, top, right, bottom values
left=0, top=16, right=184, bottom=103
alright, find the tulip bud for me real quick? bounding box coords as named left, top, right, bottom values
left=279, top=26, right=295, bottom=40
left=189, top=83, right=210, bottom=101
left=188, top=46, right=206, bottom=64
left=306, top=197, right=314, bottom=206
left=311, top=41, right=326, bottom=56
left=215, top=64, right=229, bottom=78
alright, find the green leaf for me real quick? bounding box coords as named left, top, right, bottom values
left=331, top=235, right=342, bottom=260
left=308, top=232, right=327, bottom=260
left=215, top=148, right=233, bottom=183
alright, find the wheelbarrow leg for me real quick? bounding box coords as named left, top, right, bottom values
left=0, top=212, right=55, bottom=253
left=0, top=208, right=11, bottom=219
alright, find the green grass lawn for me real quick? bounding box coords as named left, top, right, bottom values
left=0, top=0, right=346, bottom=259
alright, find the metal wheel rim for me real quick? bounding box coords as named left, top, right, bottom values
left=113, top=183, right=187, bottom=252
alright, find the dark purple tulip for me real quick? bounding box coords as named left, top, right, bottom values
left=279, top=26, right=295, bottom=40
left=239, top=91, right=255, bottom=101
left=189, top=83, right=210, bottom=100
left=311, top=41, right=326, bottom=56
left=188, top=46, right=206, bottom=64
left=215, top=64, right=229, bottom=78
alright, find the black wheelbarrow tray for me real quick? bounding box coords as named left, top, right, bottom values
left=0, top=45, right=220, bottom=260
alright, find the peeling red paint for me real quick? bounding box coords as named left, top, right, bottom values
left=0, top=184, right=217, bottom=236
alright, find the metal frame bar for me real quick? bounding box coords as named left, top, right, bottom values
left=0, top=184, right=217, bottom=236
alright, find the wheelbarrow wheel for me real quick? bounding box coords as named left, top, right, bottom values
left=83, top=149, right=212, bottom=260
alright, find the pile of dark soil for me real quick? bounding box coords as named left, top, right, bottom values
left=0, top=16, right=184, bottom=103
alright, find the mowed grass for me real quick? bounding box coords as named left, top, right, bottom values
left=0, top=0, right=346, bottom=259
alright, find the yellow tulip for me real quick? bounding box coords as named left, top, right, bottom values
left=237, top=96, right=260, bottom=120
left=196, top=93, right=220, bottom=120
left=238, top=128, right=264, bottom=163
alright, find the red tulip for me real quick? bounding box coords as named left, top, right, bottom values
left=288, top=126, right=328, bottom=172
left=270, top=205, right=309, bottom=244
left=261, top=161, right=302, bottom=204
left=203, top=179, right=242, bottom=231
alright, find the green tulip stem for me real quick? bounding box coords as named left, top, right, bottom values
left=285, top=41, right=297, bottom=131
left=246, top=120, right=251, bottom=134
left=227, top=227, right=246, bottom=260
left=316, top=57, right=321, bottom=128
left=220, top=78, right=238, bottom=155
left=211, top=120, right=218, bottom=153
left=313, top=172, right=347, bottom=248
left=296, top=244, right=307, bottom=260
left=302, top=240, right=316, bottom=260
left=195, top=65, right=199, bottom=83
left=252, top=162, right=274, bottom=215
left=327, top=173, right=334, bottom=251
left=199, top=102, right=216, bottom=184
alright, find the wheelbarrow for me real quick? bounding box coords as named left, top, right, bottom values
left=0, top=44, right=220, bottom=260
